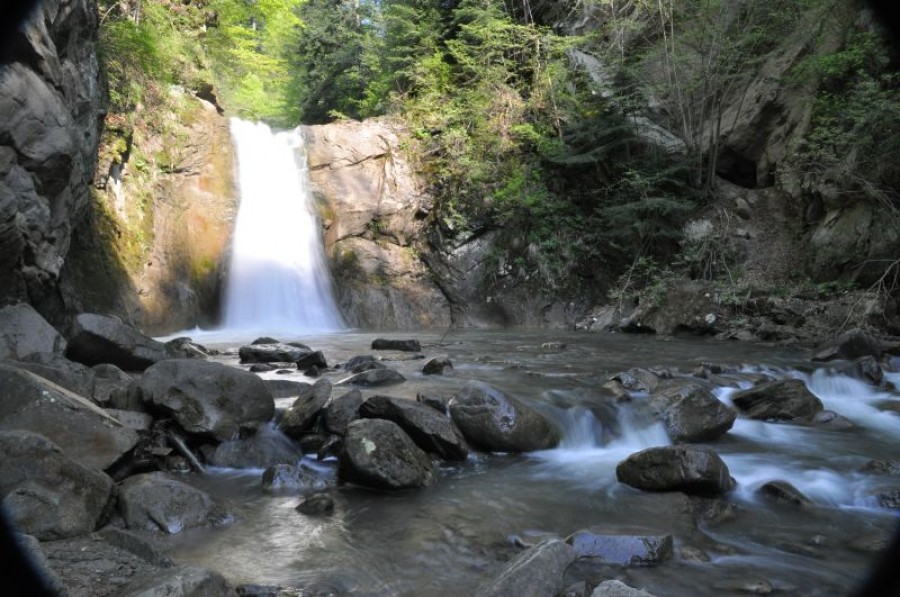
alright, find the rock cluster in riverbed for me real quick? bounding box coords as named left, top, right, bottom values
left=1, top=305, right=898, bottom=595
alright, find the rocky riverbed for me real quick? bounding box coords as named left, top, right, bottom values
left=1, top=303, right=899, bottom=596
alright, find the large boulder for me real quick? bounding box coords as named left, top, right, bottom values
left=323, top=389, right=364, bottom=435
left=238, top=342, right=310, bottom=364
left=118, top=472, right=232, bottom=534
left=339, top=419, right=435, bottom=490
left=360, top=395, right=468, bottom=461
left=731, top=379, right=823, bottom=421
left=140, top=360, right=275, bottom=441
left=0, top=431, right=114, bottom=540
left=649, top=382, right=736, bottom=443
left=278, top=378, right=332, bottom=439
left=0, top=362, right=139, bottom=470
left=813, top=328, right=883, bottom=362
left=66, top=313, right=170, bottom=371
left=12, top=352, right=96, bottom=399
left=616, top=446, right=734, bottom=496
left=449, top=381, right=560, bottom=452
left=0, top=304, right=66, bottom=361
left=473, top=539, right=576, bottom=597
left=371, top=338, right=421, bottom=352
left=565, top=528, right=673, bottom=567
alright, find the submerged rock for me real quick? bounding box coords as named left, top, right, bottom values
left=295, top=493, right=335, bottom=516
left=360, top=395, right=468, bottom=461
left=861, top=460, right=900, bottom=476
left=0, top=362, right=139, bottom=471
left=757, top=480, right=812, bottom=507
left=278, top=379, right=332, bottom=439
left=118, top=472, right=232, bottom=534
left=339, top=419, right=434, bottom=490
left=209, top=427, right=303, bottom=469
left=611, top=368, right=660, bottom=393
left=616, top=445, right=734, bottom=496
left=340, top=368, right=406, bottom=387
left=0, top=430, right=114, bottom=540
left=473, top=539, right=576, bottom=597
left=423, top=356, right=453, bottom=375
left=262, top=463, right=330, bottom=493
left=0, top=303, right=67, bottom=361
left=141, top=360, right=274, bottom=441
left=565, top=527, right=673, bottom=567
left=65, top=313, right=169, bottom=371
left=449, top=381, right=560, bottom=452
left=731, top=379, right=823, bottom=421
left=649, top=381, right=736, bottom=443
left=372, top=338, right=422, bottom=352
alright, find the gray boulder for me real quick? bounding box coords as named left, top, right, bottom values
left=209, top=426, right=303, bottom=469
left=239, top=343, right=309, bottom=363
left=449, top=381, right=560, bottom=452
left=813, top=329, right=883, bottom=362
left=92, top=362, right=133, bottom=405
left=616, top=446, right=734, bottom=496
left=323, top=389, right=364, bottom=436
left=0, top=430, right=114, bottom=540
left=66, top=313, right=170, bottom=371
left=118, top=472, right=232, bottom=534
left=13, top=352, right=96, bottom=399
left=423, top=356, right=453, bottom=375
left=611, top=368, right=660, bottom=393
left=565, top=528, right=673, bottom=566
left=0, top=362, right=139, bottom=470
left=339, top=419, right=435, bottom=490
left=474, top=539, right=576, bottom=597
left=0, top=304, right=66, bottom=361
left=731, top=379, right=823, bottom=421
left=649, top=382, right=736, bottom=443
left=164, top=337, right=210, bottom=360
left=120, top=566, right=236, bottom=597
left=340, top=368, right=406, bottom=386
left=372, top=338, right=421, bottom=352
left=261, top=463, right=331, bottom=493
left=141, top=360, right=274, bottom=441
left=295, top=493, right=335, bottom=516
left=360, top=395, right=468, bottom=461
left=296, top=350, right=328, bottom=370
left=278, top=378, right=332, bottom=439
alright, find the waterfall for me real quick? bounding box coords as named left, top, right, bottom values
left=222, top=119, right=344, bottom=334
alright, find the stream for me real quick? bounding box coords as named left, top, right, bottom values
left=158, top=330, right=900, bottom=596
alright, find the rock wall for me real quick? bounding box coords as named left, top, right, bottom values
left=0, top=0, right=102, bottom=324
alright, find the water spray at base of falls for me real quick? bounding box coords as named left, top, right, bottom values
left=221, top=118, right=344, bottom=335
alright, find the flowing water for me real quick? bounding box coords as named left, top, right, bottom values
left=221, top=119, right=344, bottom=335
left=158, top=330, right=900, bottom=596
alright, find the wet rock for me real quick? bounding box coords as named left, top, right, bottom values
left=239, top=343, right=311, bottom=364
left=713, top=579, right=773, bottom=594
left=262, top=463, right=330, bottom=493
left=106, top=409, right=154, bottom=432
left=591, top=580, right=658, bottom=597
left=295, top=493, right=335, bottom=516
left=757, top=480, right=812, bottom=507
left=602, top=379, right=632, bottom=402
left=323, top=389, right=363, bottom=436
left=118, top=472, right=232, bottom=534
left=360, top=395, right=468, bottom=461
left=842, top=355, right=885, bottom=385
left=13, top=352, right=96, bottom=399
left=690, top=496, right=742, bottom=525
left=649, top=381, right=736, bottom=443
left=0, top=303, right=67, bottom=361
left=302, top=365, right=323, bottom=377
left=372, top=338, right=421, bottom=352
left=120, top=566, right=237, bottom=596
left=861, top=460, right=900, bottom=476
left=0, top=430, right=114, bottom=540
left=164, top=337, right=210, bottom=360
left=296, top=351, right=328, bottom=370
left=540, top=341, right=566, bottom=352
left=416, top=391, right=449, bottom=413
left=877, top=489, right=900, bottom=509
left=340, top=368, right=406, bottom=387
left=317, top=434, right=344, bottom=460
left=565, top=527, right=673, bottom=566
left=343, top=354, right=380, bottom=371
left=251, top=337, right=281, bottom=345
left=209, top=427, right=303, bottom=469
left=449, top=381, right=560, bottom=452
left=679, top=546, right=710, bottom=562
left=66, top=313, right=169, bottom=371
left=423, top=355, right=453, bottom=375
left=848, top=533, right=892, bottom=553
left=278, top=379, right=332, bottom=439
left=616, top=446, right=734, bottom=496
left=339, top=419, right=434, bottom=490
left=813, top=329, right=883, bottom=362
left=0, top=362, right=140, bottom=470
left=473, top=539, right=576, bottom=597
left=141, top=360, right=275, bottom=441
left=731, top=379, right=823, bottom=421
left=611, top=368, right=660, bottom=393
left=296, top=433, right=330, bottom=455
left=812, top=409, right=856, bottom=430
left=250, top=363, right=277, bottom=373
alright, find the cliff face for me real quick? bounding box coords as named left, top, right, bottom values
left=0, top=0, right=103, bottom=325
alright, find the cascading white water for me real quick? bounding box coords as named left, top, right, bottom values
left=222, top=119, right=344, bottom=334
